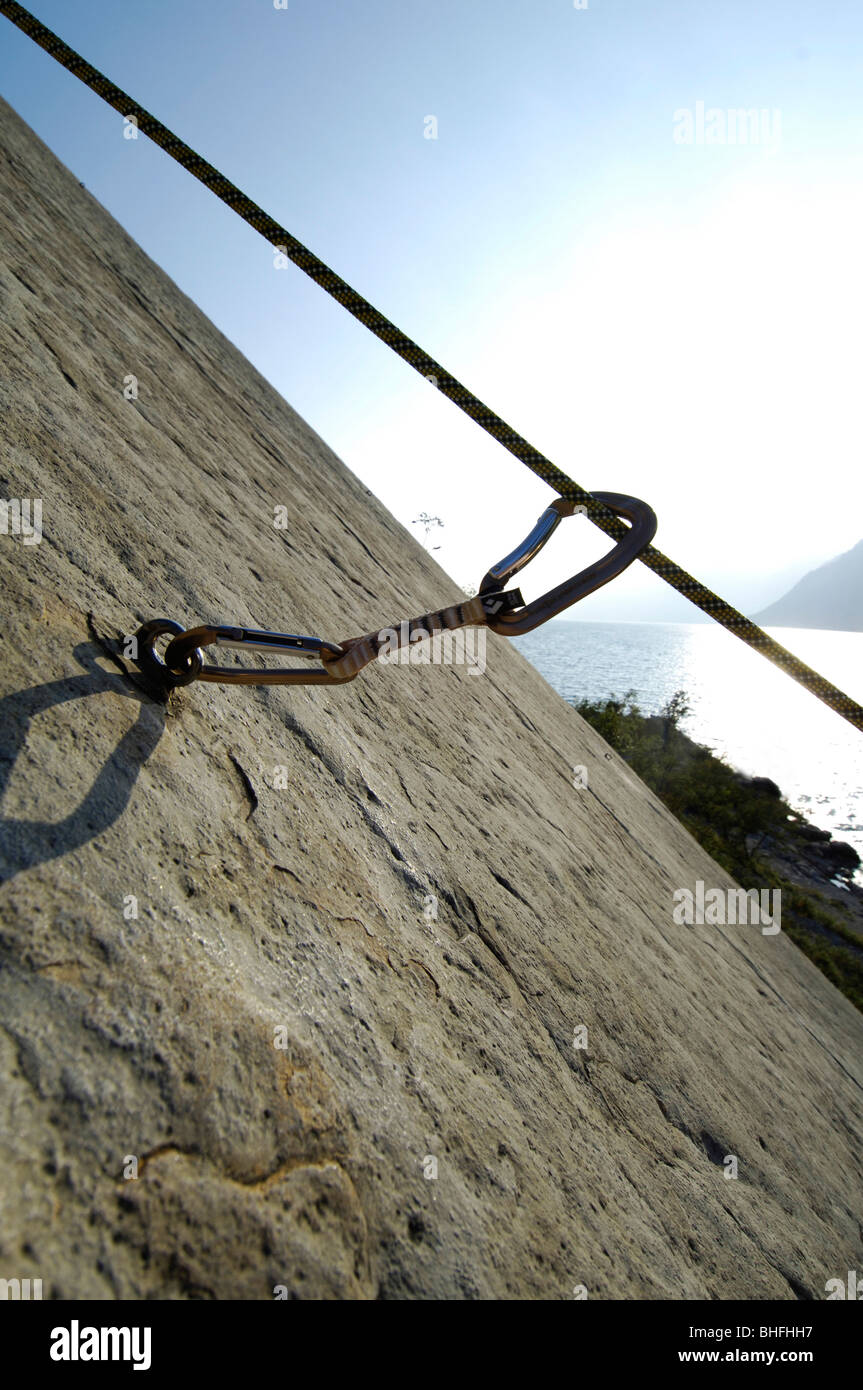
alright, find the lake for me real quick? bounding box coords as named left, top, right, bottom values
left=512, top=621, right=863, bottom=867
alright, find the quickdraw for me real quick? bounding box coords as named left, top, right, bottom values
left=132, top=491, right=657, bottom=691
left=5, top=2, right=863, bottom=729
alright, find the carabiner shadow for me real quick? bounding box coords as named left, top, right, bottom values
left=0, top=641, right=166, bottom=883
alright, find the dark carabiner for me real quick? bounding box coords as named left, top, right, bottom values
left=480, top=491, right=657, bottom=635
left=133, top=620, right=356, bottom=687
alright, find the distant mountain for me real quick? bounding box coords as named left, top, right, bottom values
left=752, top=539, right=863, bottom=631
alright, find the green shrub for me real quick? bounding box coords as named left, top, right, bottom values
left=574, top=690, right=863, bottom=1012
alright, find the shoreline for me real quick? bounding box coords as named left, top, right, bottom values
left=573, top=692, right=863, bottom=1010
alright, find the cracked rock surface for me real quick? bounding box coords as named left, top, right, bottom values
left=1, top=96, right=861, bottom=1300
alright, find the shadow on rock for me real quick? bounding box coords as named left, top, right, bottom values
left=0, top=641, right=166, bottom=881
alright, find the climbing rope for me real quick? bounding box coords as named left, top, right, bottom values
left=3, top=1, right=861, bottom=729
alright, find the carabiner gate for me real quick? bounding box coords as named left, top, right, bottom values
left=134, top=619, right=357, bottom=688
left=479, top=491, right=657, bottom=635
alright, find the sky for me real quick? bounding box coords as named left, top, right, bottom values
left=1, top=0, right=861, bottom=620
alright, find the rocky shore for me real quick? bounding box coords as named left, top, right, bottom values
left=574, top=694, right=863, bottom=1009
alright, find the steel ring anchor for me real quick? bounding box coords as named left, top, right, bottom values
left=479, top=491, right=658, bottom=636
left=162, top=624, right=358, bottom=686
left=133, top=618, right=204, bottom=686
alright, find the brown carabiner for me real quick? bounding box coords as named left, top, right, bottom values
left=479, top=491, right=657, bottom=636
left=133, top=620, right=356, bottom=688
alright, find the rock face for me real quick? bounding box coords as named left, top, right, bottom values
left=1, top=94, right=862, bottom=1301
left=753, top=538, right=863, bottom=631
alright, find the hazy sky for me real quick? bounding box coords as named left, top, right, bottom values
left=1, top=0, right=861, bottom=620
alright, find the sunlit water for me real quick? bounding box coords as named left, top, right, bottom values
left=512, top=621, right=863, bottom=868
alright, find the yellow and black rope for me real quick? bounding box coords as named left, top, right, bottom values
left=2, top=1, right=861, bottom=730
